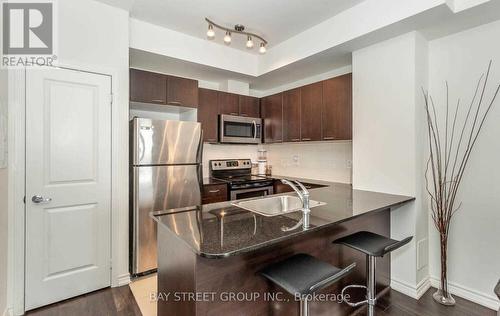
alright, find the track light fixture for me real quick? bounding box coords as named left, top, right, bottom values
left=205, top=17, right=267, bottom=54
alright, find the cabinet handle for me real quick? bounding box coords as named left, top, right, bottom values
left=291, top=138, right=300, bottom=141
left=151, top=99, right=165, bottom=103
left=208, top=189, right=220, bottom=193
left=302, top=138, right=311, bottom=141
left=323, top=136, right=335, bottom=140
left=241, top=113, right=248, bottom=117
left=230, top=112, right=238, bottom=115
left=169, top=101, right=182, bottom=105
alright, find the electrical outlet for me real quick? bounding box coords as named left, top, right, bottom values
left=346, top=159, right=352, bottom=169
left=292, top=154, right=299, bottom=166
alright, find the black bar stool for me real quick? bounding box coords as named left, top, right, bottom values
left=333, top=231, right=412, bottom=316
left=260, top=253, right=356, bottom=316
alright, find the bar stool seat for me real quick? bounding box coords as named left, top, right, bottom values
left=333, top=231, right=412, bottom=316
left=260, top=253, right=356, bottom=316
left=334, top=231, right=411, bottom=257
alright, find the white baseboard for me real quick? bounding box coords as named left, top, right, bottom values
left=430, top=277, right=499, bottom=311
left=391, top=277, right=431, bottom=299
left=114, top=273, right=131, bottom=287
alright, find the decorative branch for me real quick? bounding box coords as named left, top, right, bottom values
left=424, top=60, right=500, bottom=299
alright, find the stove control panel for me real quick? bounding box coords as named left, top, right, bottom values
left=210, top=159, right=252, bottom=171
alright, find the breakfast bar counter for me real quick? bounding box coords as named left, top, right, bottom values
left=151, top=181, right=414, bottom=316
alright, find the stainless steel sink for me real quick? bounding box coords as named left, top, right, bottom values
left=232, top=195, right=326, bottom=217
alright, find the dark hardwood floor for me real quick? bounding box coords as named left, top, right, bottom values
left=25, top=286, right=494, bottom=316
left=26, top=286, right=142, bottom=316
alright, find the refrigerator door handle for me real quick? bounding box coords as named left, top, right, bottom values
left=197, top=129, right=204, bottom=164
left=197, top=129, right=204, bottom=189
left=138, top=133, right=146, bottom=163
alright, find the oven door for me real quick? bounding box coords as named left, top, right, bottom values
left=220, top=115, right=261, bottom=144
left=230, top=186, right=273, bottom=200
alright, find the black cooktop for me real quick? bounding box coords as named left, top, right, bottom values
left=212, top=175, right=270, bottom=184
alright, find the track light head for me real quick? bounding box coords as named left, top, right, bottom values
left=259, top=42, right=266, bottom=54
left=207, top=24, right=215, bottom=39
left=224, top=31, right=231, bottom=44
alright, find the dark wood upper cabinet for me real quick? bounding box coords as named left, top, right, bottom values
left=261, top=93, right=283, bottom=143
left=218, top=92, right=239, bottom=116
left=130, top=69, right=167, bottom=104
left=322, top=73, right=352, bottom=140
left=239, top=95, right=260, bottom=118
left=198, top=88, right=219, bottom=143
left=166, top=76, right=198, bottom=108
left=283, top=88, right=301, bottom=142
left=300, top=82, right=323, bottom=141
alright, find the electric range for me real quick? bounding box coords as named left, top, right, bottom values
left=209, top=159, right=274, bottom=200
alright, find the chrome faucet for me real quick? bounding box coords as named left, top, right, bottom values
left=280, top=179, right=311, bottom=230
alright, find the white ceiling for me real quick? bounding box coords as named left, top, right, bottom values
left=97, top=0, right=365, bottom=50
left=129, top=0, right=500, bottom=92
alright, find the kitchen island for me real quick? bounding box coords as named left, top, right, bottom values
left=151, top=180, right=414, bottom=316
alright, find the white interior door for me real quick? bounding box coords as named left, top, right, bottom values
left=25, top=67, right=112, bottom=310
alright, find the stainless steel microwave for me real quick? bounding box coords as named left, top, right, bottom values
left=219, top=114, right=262, bottom=144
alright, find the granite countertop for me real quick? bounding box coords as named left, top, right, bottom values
left=151, top=179, right=414, bottom=259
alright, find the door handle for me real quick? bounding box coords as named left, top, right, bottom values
left=253, top=121, right=257, bottom=139
left=32, top=195, right=52, bottom=204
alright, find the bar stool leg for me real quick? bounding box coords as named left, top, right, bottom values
left=300, top=298, right=309, bottom=316
left=366, top=255, right=376, bottom=316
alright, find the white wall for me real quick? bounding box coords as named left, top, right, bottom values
left=57, top=0, right=130, bottom=289
left=428, top=19, right=500, bottom=309
left=0, top=68, right=8, bottom=316
left=265, top=142, right=352, bottom=183
left=352, top=31, right=429, bottom=297
left=6, top=1, right=130, bottom=313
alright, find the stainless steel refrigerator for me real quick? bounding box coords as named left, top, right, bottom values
left=130, top=118, right=202, bottom=276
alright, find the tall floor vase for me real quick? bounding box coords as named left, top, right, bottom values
left=433, top=233, right=455, bottom=306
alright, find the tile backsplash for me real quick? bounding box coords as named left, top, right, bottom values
left=202, top=141, right=352, bottom=184
left=264, top=141, right=352, bottom=183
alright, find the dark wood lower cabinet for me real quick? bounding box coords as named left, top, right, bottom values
left=202, top=184, right=228, bottom=204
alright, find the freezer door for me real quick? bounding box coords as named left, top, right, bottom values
left=131, top=164, right=202, bottom=275
left=131, top=118, right=202, bottom=165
